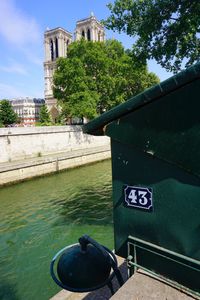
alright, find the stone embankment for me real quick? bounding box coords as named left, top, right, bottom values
left=0, top=126, right=110, bottom=186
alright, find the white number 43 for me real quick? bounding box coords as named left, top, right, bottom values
left=128, top=189, right=148, bottom=206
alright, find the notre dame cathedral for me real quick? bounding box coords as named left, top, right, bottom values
left=44, top=13, right=105, bottom=118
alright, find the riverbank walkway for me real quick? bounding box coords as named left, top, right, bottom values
left=50, top=256, right=198, bottom=300
left=0, top=144, right=111, bottom=186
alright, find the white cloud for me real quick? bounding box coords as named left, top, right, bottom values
left=0, top=0, right=41, bottom=46
left=0, top=82, right=44, bottom=99
left=0, top=0, right=43, bottom=65
left=22, top=48, right=43, bottom=66
left=0, top=83, right=27, bottom=98
left=0, top=60, right=28, bottom=75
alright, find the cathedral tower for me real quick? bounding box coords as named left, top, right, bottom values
left=75, top=13, right=105, bottom=42
left=44, top=15, right=105, bottom=119
left=44, top=28, right=72, bottom=117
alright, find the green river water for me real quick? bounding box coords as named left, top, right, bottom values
left=0, top=160, right=113, bottom=300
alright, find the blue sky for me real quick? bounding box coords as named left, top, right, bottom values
left=0, top=0, right=173, bottom=99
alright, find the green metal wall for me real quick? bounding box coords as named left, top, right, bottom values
left=84, top=65, right=200, bottom=294
left=107, top=78, right=200, bottom=293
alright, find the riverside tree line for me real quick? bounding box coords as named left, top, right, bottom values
left=1, top=0, right=200, bottom=126
left=52, top=0, right=200, bottom=121
left=0, top=100, right=51, bottom=127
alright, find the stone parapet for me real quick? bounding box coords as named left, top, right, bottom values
left=0, top=125, right=110, bottom=163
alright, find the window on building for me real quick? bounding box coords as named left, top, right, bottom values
left=87, top=29, right=91, bottom=41
left=55, top=37, right=59, bottom=58
left=82, top=30, right=85, bottom=39
left=66, top=39, right=70, bottom=53
left=50, top=39, right=54, bottom=61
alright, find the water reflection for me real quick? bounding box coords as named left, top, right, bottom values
left=53, top=183, right=113, bottom=226
left=0, top=160, right=113, bottom=300
left=0, top=281, right=19, bottom=300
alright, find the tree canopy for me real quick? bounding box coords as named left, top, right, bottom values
left=104, top=0, right=200, bottom=72
left=53, top=39, right=159, bottom=120
left=39, top=104, right=51, bottom=125
left=0, top=100, right=17, bottom=127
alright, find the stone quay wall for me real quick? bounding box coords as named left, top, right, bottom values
left=0, top=126, right=110, bottom=163
left=0, top=126, right=110, bottom=185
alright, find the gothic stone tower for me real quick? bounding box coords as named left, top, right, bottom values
left=44, top=27, right=72, bottom=118
left=44, top=15, right=105, bottom=117
left=75, top=13, right=105, bottom=42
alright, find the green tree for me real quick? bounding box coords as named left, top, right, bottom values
left=39, top=104, right=51, bottom=125
left=53, top=39, right=159, bottom=119
left=104, top=0, right=200, bottom=72
left=0, top=100, right=17, bottom=127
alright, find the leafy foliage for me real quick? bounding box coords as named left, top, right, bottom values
left=39, top=104, right=51, bottom=125
left=104, top=0, right=200, bottom=72
left=53, top=39, right=159, bottom=119
left=0, top=100, right=17, bottom=127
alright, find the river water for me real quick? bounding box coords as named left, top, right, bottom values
left=0, top=160, right=113, bottom=300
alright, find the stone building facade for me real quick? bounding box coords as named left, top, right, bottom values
left=10, top=98, right=45, bottom=126
left=75, top=13, right=105, bottom=42
left=44, top=27, right=72, bottom=114
left=44, top=14, right=105, bottom=117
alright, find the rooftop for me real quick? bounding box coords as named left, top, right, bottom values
left=45, top=27, right=72, bottom=36
left=76, top=13, right=103, bottom=28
